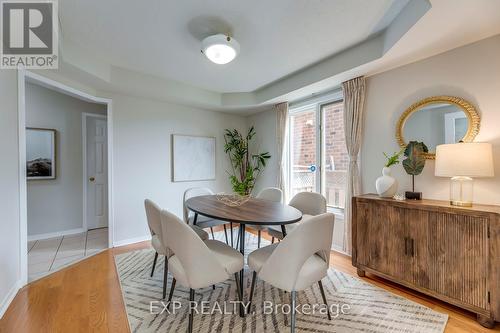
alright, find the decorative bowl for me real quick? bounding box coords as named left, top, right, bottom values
left=215, top=193, right=251, bottom=207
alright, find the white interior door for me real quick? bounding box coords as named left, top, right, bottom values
left=86, top=116, right=108, bottom=230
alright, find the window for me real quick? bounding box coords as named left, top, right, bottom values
left=287, top=93, right=347, bottom=209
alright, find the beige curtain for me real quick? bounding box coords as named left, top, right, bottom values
left=342, top=77, right=366, bottom=255
left=275, top=102, right=289, bottom=195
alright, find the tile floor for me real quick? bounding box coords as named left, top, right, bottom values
left=28, top=227, right=108, bottom=282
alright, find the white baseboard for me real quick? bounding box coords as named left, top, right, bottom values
left=28, top=227, right=86, bottom=241
left=113, top=235, right=151, bottom=247
left=0, top=280, right=21, bottom=319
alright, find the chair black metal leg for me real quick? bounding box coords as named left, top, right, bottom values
left=236, top=230, right=239, bottom=248
left=166, top=278, right=176, bottom=310
left=163, top=256, right=168, bottom=299
left=210, top=227, right=215, bottom=239
left=248, top=271, right=257, bottom=311
left=257, top=230, right=261, bottom=248
left=318, top=280, right=332, bottom=320
left=271, top=237, right=275, bottom=244
left=150, top=252, right=158, bottom=277
left=238, top=224, right=246, bottom=317
left=188, top=289, right=195, bottom=333
left=234, top=273, right=243, bottom=305
left=223, top=224, right=229, bottom=244
left=290, top=290, right=297, bottom=333
left=236, top=226, right=240, bottom=249
left=230, top=222, right=234, bottom=247
left=281, top=225, right=287, bottom=238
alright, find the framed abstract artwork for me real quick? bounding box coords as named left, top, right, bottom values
left=171, top=134, right=216, bottom=182
left=26, top=128, right=57, bottom=180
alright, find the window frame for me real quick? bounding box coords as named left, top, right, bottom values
left=287, top=89, right=344, bottom=209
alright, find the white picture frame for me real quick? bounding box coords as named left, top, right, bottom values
left=171, top=134, right=216, bottom=182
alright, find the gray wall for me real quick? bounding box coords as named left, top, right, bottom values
left=246, top=109, right=278, bottom=194
left=26, top=83, right=106, bottom=237
left=0, top=70, right=21, bottom=316
left=361, top=35, right=500, bottom=204
left=110, top=93, right=247, bottom=244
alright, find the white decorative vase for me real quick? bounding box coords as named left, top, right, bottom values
left=376, top=167, right=398, bottom=197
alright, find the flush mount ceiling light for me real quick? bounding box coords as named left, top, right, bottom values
left=201, top=34, right=240, bottom=65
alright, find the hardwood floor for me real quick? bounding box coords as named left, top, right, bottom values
left=1, top=228, right=498, bottom=333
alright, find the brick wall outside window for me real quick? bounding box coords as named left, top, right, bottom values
left=289, top=102, right=348, bottom=208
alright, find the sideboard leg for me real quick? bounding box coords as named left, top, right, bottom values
left=356, top=268, right=365, bottom=277
left=477, top=314, right=495, bottom=329
left=477, top=314, right=495, bottom=328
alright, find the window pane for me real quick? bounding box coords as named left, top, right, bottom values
left=321, top=102, right=347, bottom=208
left=289, top=109, right=317, bottom=198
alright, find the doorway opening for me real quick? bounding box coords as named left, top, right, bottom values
left=18, top=70, right=113, bottom=284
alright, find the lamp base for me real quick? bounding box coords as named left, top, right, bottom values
left=450, top=176, right=473, bottom=207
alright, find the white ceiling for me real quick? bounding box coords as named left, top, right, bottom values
left=54, top=0, right=500, bottom=114
left=60, top=0, right=408, bottom=93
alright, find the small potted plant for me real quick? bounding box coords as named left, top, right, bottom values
left=403, top=141, right=428, bottom=200
left=376, top=149, right=403, bottom=197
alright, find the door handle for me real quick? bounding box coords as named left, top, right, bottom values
left=89, top=177, right=95, bottom=182
left=404, top=237, right=408, bottom=256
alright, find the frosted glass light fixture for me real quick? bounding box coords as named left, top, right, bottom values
left=435, top=142, right=494, bottom=206
left=201, top=34, right=240, bottom=65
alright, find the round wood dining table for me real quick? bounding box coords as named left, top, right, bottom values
left=185, top=195, right=302, bottom=316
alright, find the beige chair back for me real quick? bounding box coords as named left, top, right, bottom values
left=183, top=187, right=214, bottom=223
left=289, top=192, right=327, bottom=216
left=145, top=199, right=165, bottom=243
left=161, top=209, right=228, bottom=289
left=258, top=213, right=334, bottom=291
left=256, top=187, right=283, bottom=203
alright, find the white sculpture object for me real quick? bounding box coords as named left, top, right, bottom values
left=376, top=167, right=399, bottom=197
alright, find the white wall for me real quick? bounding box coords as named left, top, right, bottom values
left=246, top=109, right=278, bottom=194
left=362, top=35, right=500, bottom=205
left=0, top=70, right=21, bottom=317
left=26, top=83, right=106, bottom=237
left=110, top=93, right=247, bottom=244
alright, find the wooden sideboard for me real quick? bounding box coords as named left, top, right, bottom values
left=352, top=194, right=500, bottom=328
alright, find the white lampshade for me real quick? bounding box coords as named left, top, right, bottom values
left=435, top=142, right=494, bottom=177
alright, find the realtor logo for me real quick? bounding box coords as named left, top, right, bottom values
left=1, top=0, right=58, bottom=68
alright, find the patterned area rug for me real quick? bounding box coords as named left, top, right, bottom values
left=115, top=231, right=448, bottom=332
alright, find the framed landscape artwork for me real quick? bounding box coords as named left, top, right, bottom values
left=171, top=134, right=216, bottom=182
left=26, top=128, right=56, bottom=180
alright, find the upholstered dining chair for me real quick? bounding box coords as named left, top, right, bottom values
left=161, top=209, right=244, bottom=333
left=251, top=187, right=283, bottom=248
left=267, top=191, right=327, bottom=242
left=183, top=187, right=231, bottom=244
left=248, top=213, right=335, bottom=332
left=144, top=199, right=208, bottom=298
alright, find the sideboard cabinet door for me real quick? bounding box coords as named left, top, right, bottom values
left=411, top=211, right=490, bottom=311
left=356, top=202, right=408, bottom=281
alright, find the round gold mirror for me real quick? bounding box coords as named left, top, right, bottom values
left=396, top=96, right=480, bottom=159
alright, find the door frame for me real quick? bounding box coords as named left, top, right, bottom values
left=17, top=69, right=114, bottom=286
left=82, top=112, right=108, bottom=231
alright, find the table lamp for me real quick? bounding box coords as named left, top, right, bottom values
left=435, top=142, right=494, bottom=207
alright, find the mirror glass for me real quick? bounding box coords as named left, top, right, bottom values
left=403, top=102, right=468, bottom=153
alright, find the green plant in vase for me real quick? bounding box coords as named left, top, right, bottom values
left=224, top=126, right=271, bottom=196
left=375, top=149, right=403, bottom=197
left=402, top=141, right=428, bottom=200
